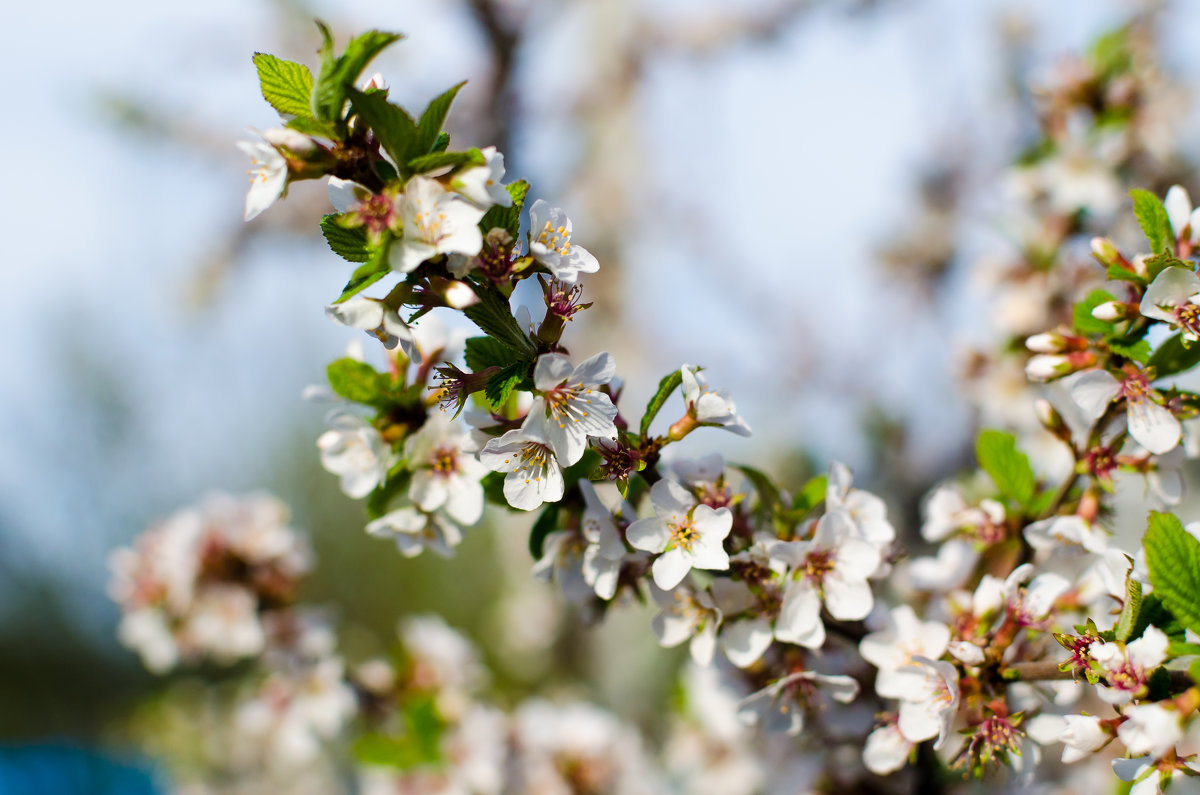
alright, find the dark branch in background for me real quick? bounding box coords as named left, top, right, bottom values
left=466, top=0, right=522, bottom=159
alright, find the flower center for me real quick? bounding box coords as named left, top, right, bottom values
left=511, top=442, right=550, bottom=485
left=669, top=518, right=699, bottom=551
left=431, top=446, right=459, bottom=475
left=1176, top=303, right=1200, bottom=336
left=545, top=383, right=593, bottom=429
left=537, top=221, right=572, bottom=257
left=411, top=196, right=447, bottom=243
left=803, top=549, right=835, bottom=583
left=355, top=194, right=395, bottom=237
left=1121, top=373, right=1150, bottom=402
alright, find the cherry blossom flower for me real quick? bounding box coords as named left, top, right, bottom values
left=736, top=670, right=859, bottom=736
left=1027, top=713, right=1113, bottom=764
left=527, top=199, right=600, bottom=283
left=1024, top=514, right=1109, bottom=555
left=316, top=411, right=392, bottom=499
left=1164, top=184, right=1200, bottom=243
left=404, top=413, right=487, bottom=525
left=578, top=480, right=627, bottom=599
left=237, top=136, right=288, bottom=221
left=390, top=176, right=486, bottom=273
left=1065, top=369, right=1181, bottom=455
left=1002, top=563, right=1071, bottom=627
left=895, top=657, right=960, bottom=748
left=1118, top=703, right=1183, bottom=759
left=521, top=352, right=619, bottom=466
left=826, top=461, right=895, bottom=547
left=680, top=365, right=752, bottom=437
left=478, top=428, right=565, bottom=511
left=1140, top=265, right=1200, bottom=342
left=326, top=177, right=399, bottom=243
left=366, top=506, right=462, bottom=558
left=626, top=478, right=733, bottom=590
left=532, top=528, right=593, bottom=604
left=768, top=511, right=881, bottom=648
left=859, top=606, right=951, bottom=699
left=1091, top=626, right=1169, bottom=704
left=451, top=146, right=512, bottom=209
left=920, top=484, right=1004, bottom=542
left=1113, top=755, right=1200, bottom=795
left=325, top=297, right=413, bottom=353
left=648, top=583, right=722, bottom=665
left=863, top=721, right=914, bottom=775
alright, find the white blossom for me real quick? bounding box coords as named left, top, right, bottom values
left=317, top=410, right=392, bottom=499
left=863, top=722, right=914, bottom=775
left=1065, top=368, right=1181, bottom=455
left=404, top=413, right=487, bottom=525
left=390, top=176, right=486, bottom=273
left=1091, top=626, right=1169, bottom=704
left=325, top=297, right=414, bottom=353
left=680, top=365, right=752, bottom=437
left=1118, top=703, right=1183, bottom=759
left=736, top=670, right=859, bottom=736
left=237, top=137, right=288, bottom=221
left=826, top=461, right=895, bottom=547
left=921, top=485, right=1003, bottom=542
left=528, top=199, right=600, bottom=283
left=895, top=657, right=960, bottom=748
left=1024, top=514, right=1109, bottom=555
left=366, top=506, right=462, bottom=558
left=626, top=478, right=733, bottom=590
left=451, top=146, right=512, bottom=209
left=478, top=428, right=565, bottom=511
left=859, top=606, right=951, bottom=699
left=522, top=352, right=619, bottom=466
left=1026, top=713, right=1111, bottom=763
left=649, top=583, right=722, bottom=665
left=578, top=480, right=627, bottom=599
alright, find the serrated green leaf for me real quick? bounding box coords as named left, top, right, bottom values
left=528, top=502, right=561, bottom=559
left=253, top=53, right=314, bottom=118
left=1148, top=333, right=1200, bottom=379
left=464, top=336, right=525, bottom=372
left=484, top=364, right=525, bottom=410
left=333, top=244, right=390, bottom=303
left=327, top=358, right=385, bottom=404
left=976, top=429, right=1036, bottom=507
left=1144, top=511, right=1200, bottom=635
left=1144, top=253, right=1188, bottom=284
left=1109, top=339, right=1151, bottom=364
left=1115, top=574, right=1144, bottom=642
left=1073, top=289, right=1116, bottom=336
left=416, top=82, right=466, bottom=155
left=480, top=180, right=530, bottom=237
left=431, top=131, right=451, bottom=152
left=285, top=116, right=339, bottom=138
left=313, top=29, right=403, bottom=123
left=346, top=87, right=420, bottom=172
left=1131, top=188, right=1174, bottom=256
left=320, top=214, right=370, bottom=262
left=640, top=369, right=684, bottom=437
left=410, top=148, right=485, bottom=174
left=461, top=284, right=536, bottom=356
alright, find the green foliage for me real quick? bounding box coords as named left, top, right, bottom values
left=314, top=25, right=403, bottom=123
left=484, top=364, right=526, bottom=410
left=416, top=82, right=466, bottom=157
left=975, top=430, right=1036, bottom=507
left=1144, top=511, right=1200, bottom=635
left=1108, top=339, right=1151, bottom=365
left=252, top=53, right=314, bottom=118
left=1147, top=333, right=1200, bottom=379
left=346, top=87, right=421, bottom=172
left=320, top=215, right=370, bottom=262
left=1143, top=253, right=1188, bottom=283
left=1115, top=574, right=1143, bottom=643
left=640, top=369, right=684, bottom=437
left=1130, top=188, right=1174, bottom=256
left=1073, top=289, right=1116, bottom=336
left=1106, top=264, right=1147, bottom=288
left=351, top=694, right=444, bottom=769
left=464, top=336, right=525, bottom=372
left=461, top=285, right=536, bottom=356
left=334, top=245, right=390, bottom=303
left=367, top=467, right=411, bottom=520
left=409, top=148, right=485, bottom=174
left=793, top=475, right=828, bottom=515
left=480, top=180, right=530, bottom=238
left=528, top=502, right=561, bottom=559
left=327, top=358, right=388, bottom=404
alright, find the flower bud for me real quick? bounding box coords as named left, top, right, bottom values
left=1025, top=333, right=1066, bottom=353
left=1026, top=352, right=1095, bottom=382
left=1035, top=398, right=1068, bottom=436
left=262, top=127, right=316, bottom=155
left=1090, top=236, right=1122, bottom=267
left=1092, top=301, right=1130, bottom=322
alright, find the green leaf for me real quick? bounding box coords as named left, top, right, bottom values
left=464, top=336, right=525, bottom=372
left=1073, top=289, right=1116, bottom=336
left=480, top=180, right=530, bottom=237
left=639, top=369, right=684, bottom=437
left=1188, top=658, right=1200, bottom=685
left=327, top=358, right=384, bottom=404
left=1144, top=511, right=1200, bottom=634
left=1106, top=264, right=1147, bottom=287
left=975, top=429, right=1036, bottom=507
left=346, top=87, right=420, bottom=172
left=333, top=244, right=390, bottom=303
left=320, top=214, right=370, bottom=262
left=484, top=364, right=525, bottom=410
left=528, top=502, right=561, bottom=559
left=1115, top=574, right=1144, bottom=643
left=1143, top=253, right=1188, bottom=283
left=409, top=148, right=485, bottom=174
left=416, top=82, right=466, bottom=155
left=313, top=29, right=403, bottom=122
left=431, top=131, right=451, bottom=152
left=1130, top=188, right=1174, bottom=255
left=461, top=285, right=536, bottom=356
left=285, top=116, right=339, bottom=138
left=366, top=467, right=410, bottom=520
left=252, top=53, right=314, bottom=118
left=792, top=475, right=828, bottom=514
left=1108, top=339, right=1151, bottom=364
left=733, top=464, right=785, bottom=519
left=1148, top=333, right=1200, bottom=379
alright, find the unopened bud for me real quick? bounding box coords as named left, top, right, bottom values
left=1035, top=398, right=1067, bottom=435
left=443, top=280, right=479, bottom=310
left=1090, top=237, right=1122, bottom=267
left=1026, top=352, right=1095, bottom=382
left=262, top=127, right=316, bottom=155
left=1091, top=301, right=1130, bottom=322
left=1026, top=333, right=1066, bottom=353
